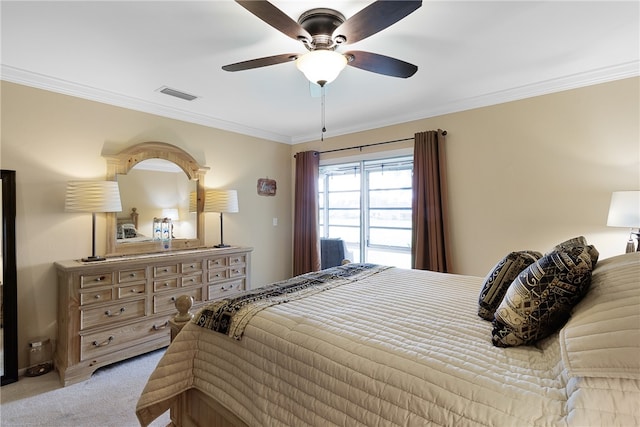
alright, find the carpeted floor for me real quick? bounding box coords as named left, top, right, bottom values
left=0, top=349, right=170, bottom=427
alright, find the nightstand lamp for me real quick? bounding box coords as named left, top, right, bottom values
left=204, top=189, right=239, bottom=248
left=607, top=191, right=640, bottom=253
left=65, top=180, right=122, bottom=261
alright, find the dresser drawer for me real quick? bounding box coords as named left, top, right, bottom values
left=80, top=288, right=113, bottom=306
left=118, top=268, right=146, bottom=283
left=154, top=288, right=201, bottom=314
left=229, top=255, right=246, bottom=266
left=154, top=264, right=178, bottom=277
left=208, top=269, right=228, bottom=282
left=80, top=299, right=145, bottom=330
left=79, top=316, right=171, bottom=361
left=117, top=283, right=146, bottom=299
left=208, top=257, right=227, bottom=269
left=229, top=265, right=246, bottom=278
left=154, top=277, right=179, bottom=291
left=181, top=274, right=202, bottom=287
left=208, top=279, right=244, bottom=300
left=80, top=272, right=113, bottom=288
left=181, top=261, right=202, bottom=274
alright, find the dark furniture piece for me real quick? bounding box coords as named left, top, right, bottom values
left=1, top=170, right=18, bottom=386
left=320, top=238, right=349, bottom=269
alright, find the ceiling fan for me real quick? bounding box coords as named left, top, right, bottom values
left=222, top=0, right=423, bottom=86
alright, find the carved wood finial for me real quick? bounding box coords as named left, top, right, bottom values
left=174, top=294, right=194, bottom=322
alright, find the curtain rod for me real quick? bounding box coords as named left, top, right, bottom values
left=318, top=130, right=447, bottom=155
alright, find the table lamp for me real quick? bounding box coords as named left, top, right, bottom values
left=65, top=181, right=122, bottom=261
left=204, top=189, right=238, bottom=248
left=607, top=190, right=640, bottom=253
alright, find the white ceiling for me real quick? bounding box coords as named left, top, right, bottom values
left=2, top=1, right=638, bottom=144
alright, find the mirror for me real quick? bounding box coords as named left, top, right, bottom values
left=1, top=169, right=18, bottom=386
left=117, top=159, right=197, bottom=242
left=105, top=142, right=209, bottom=256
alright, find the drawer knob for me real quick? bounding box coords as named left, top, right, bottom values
left=171, top=297, right=176, bottom=302
left=95, top=276, right=106, bottom=282
left=130, top=273, right=136, bottom=277
left=94, top=294, right=101, bottom=299
left=152, top=321, right=169, bottom=331
left=105, top=307, right=125, bottom=317
left=92, top=336, right=114, bottom=347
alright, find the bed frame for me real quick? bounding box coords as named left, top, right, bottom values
left=117, top=207, right=139, bottom=229
left=169, top=297, right=249, bottom=427
left=169, top=388, right=247, bottom=427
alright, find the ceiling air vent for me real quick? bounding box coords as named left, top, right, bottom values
left=157, top=86, right=199, bottom=101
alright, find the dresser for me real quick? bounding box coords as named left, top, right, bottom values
left=54, top=246, right=252, bottom=386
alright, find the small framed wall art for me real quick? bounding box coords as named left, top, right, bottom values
left=257, top=178, right=277, bottom=196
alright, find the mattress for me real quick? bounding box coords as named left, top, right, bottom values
left=137, top=253, right=640, bottom=426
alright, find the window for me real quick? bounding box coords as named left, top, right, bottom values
left=319, top=156, right=412, bottom=268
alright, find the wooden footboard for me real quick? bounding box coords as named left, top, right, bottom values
left=169, top=296, right=249, bottom=427
left=170, top=388, right=248, bottom=427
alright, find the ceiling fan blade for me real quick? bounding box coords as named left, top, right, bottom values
left=345, top=51, right=418, bottom=78
left=222, top=53, right=299, bottom=72
left=333, top=1, right=422, bottom=45
left=236, top=1, right=312, bottom=43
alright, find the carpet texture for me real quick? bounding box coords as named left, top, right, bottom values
left=0, top=349, right=170, bottom=427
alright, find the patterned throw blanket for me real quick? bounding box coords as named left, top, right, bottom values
left=194, top=263, right=390, bottom=340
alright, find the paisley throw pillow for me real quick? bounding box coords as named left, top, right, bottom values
left=491, top=245, right=595, bottom=347
left=478, top=251, right=542, bottom=321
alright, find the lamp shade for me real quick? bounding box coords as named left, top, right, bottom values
left=607, top=191, right=640, bottom=227
left=203, top=189, right=239, bottom=213
left=296, top=50, right=347, bottom=86
left=65, top=181, right=122, bottom=213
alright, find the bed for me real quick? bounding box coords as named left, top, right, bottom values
left=117, top=207, right=156, bottom=243
left=117, top=207, right=143, bottom=240
left=136, top=244, right=640, bottom=426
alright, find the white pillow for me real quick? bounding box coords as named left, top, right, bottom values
left=560, top=252, right=640, bottom=379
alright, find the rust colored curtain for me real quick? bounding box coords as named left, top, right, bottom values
left=411, top=130, right=452, bottom=272
left=293, top=151, right=321, bottom=275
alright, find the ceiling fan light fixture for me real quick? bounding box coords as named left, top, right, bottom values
left=295, top=50, right=347, bottom=86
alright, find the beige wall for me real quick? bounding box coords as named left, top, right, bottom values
left=1, top=81, right=293, bottom=369
left=2, top=77, right=638, bottom=370
left=293, top=77, right=640, bottom=276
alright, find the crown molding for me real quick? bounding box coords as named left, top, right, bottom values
left=0, top=65, right=293, bottom=144
left=292, top=61, right=640, bottom=144
left=3, top=61, right=638, bottom=145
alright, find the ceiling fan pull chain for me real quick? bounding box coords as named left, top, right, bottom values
left=321, top=84, right=326, bottom=141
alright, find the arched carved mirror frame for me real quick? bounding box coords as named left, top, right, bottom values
left=104, top=142, right=208, bottom=256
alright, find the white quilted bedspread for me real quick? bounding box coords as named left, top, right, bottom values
left=137, top=263, right=640, bottom=426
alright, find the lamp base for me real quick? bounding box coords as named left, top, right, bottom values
left=626, top=231, right=640, bottom=253
left=214, top=244, right=230, bottom=248
left=82, top=255, right=106, bottom=262
left=625, top=240, right=635, bottom=253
